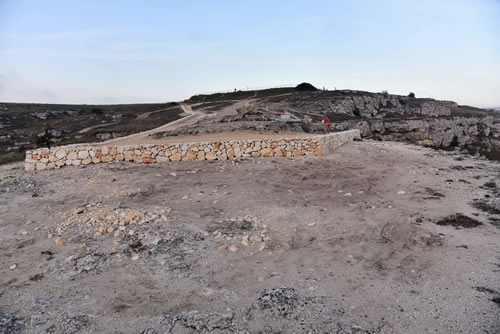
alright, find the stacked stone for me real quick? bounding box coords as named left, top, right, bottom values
left=24, top=130, right=361, bottom=171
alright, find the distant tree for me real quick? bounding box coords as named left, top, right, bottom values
left=35, top=129, right=54, bottom=149
left=381, top=90, right=389, bottom=96
left=295, top=82, right=318, bottom=92
left=408, top=92, right=416, bottom=98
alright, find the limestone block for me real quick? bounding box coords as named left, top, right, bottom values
left=156, top=156, right=169, bottom=163
left=251, top=151, right=261, bottom=157
left=205, top=152, right=216, bottom=160
left=260, top=148, right=273, bottom=157
left=67, top=151, right=77, bottom=160
left=182, top=151, right=196, bottom=161
left=78, top=150, right=89, bottom=159
left=170, top=154, right=181, bottom=161
left=36, top=162, right=47, bottom=170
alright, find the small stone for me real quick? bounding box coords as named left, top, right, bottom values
left=218, top=245, right=226, bottom=251
left=131, top=253, right=139, bottom=261
left=228, top=243, right=238, bottom=252
left=397, top=190, right=406, bottom=195
left=279, top=249, right=285, bottom=254
left=250, top=235, right=262, bottom=243
left=18, top=229, right=27, bottom=235
left=107, top=227, right=114, bottom=233
left=344, top=193, right=352, bottom=197
left=182, top=195, right=189, bottom=200
left=9, top=264, right=17, bottom=270
left=55, top=240, right=63, bottom=246
left=258, top=242, right=266, bottom=252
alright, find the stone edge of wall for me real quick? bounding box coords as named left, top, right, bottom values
left=25, top=130, right=360, bottom=171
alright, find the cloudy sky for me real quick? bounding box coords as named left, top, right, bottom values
left=0, top=0, right=499, bottom=106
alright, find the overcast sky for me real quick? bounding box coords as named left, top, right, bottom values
left=0, top=0, right=499, bottom=106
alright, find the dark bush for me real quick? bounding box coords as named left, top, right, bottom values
left=408, top=92, right=416, bottom=98
left=35, top=129, right=54, bottom=149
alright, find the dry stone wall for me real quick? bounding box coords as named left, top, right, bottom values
left=24, top=130, right=360, bottom=171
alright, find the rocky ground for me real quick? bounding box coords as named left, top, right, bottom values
left=0, top=140, right=499, bottom=333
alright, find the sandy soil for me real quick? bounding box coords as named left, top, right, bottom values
left=0, top=140, right=499, bottom=333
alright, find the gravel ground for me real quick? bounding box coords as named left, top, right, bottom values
left=0, top=140, right=499, bottom=333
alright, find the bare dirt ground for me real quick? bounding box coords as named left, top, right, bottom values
left=1, top=140, right=499, bottom=333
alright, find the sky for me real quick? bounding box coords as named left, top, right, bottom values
left=0, top=0, right=499, bottom=107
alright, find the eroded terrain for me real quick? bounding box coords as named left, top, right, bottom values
left=1, top=141, right=499, bottom=333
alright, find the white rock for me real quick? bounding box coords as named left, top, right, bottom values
left=55, top=149, right=67, bottom=159
left=78, top=150, right=89, bottom=159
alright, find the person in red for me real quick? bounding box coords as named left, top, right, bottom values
left=321, top=115, right=332, bottom=131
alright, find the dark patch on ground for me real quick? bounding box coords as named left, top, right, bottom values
left=482, top=182, right=497, bottom=189
left=472, top=200, right=500, bottom=215
left=424, top=187, right=445, bottom=199
left=435, top=214, right=483, bottom=229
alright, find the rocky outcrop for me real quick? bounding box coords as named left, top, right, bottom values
left=251, top=90, right=499, bottom=160
left=331, top=116, right=500, bottom=160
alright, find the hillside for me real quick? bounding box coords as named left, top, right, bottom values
left=181, top=86, right=500, bottom=160
left=0, top=102, right=183, bottom=164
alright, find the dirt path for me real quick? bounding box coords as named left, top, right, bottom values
left=1, top=141, right=499, bottom=333
left=103, top=103, right=203, bottom=146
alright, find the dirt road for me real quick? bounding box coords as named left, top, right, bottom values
left=104, top=103, right=204, bottom=146
left=0, top=141, right=499, bottom=333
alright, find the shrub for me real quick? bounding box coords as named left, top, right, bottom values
left=35, top=129, right=54, bottom=149
left=408, top=92, right=416, bottom=98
